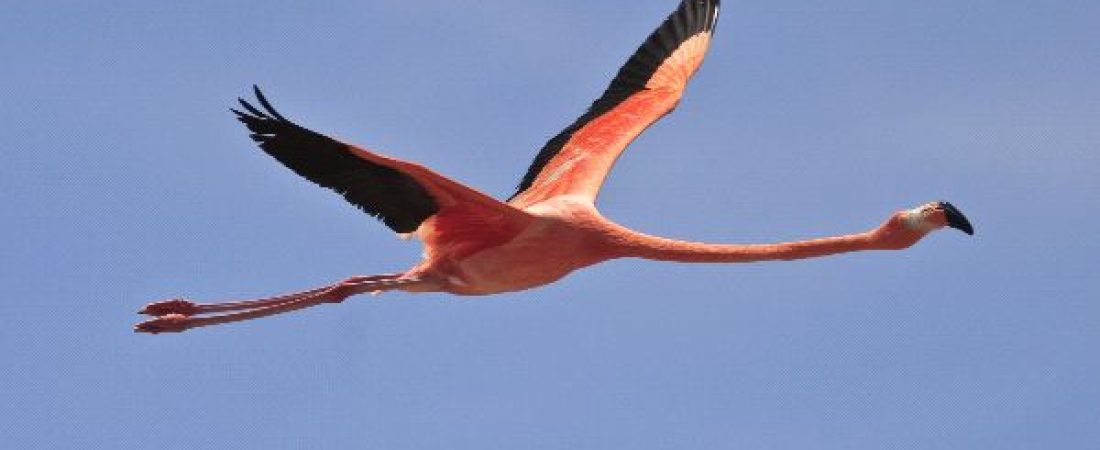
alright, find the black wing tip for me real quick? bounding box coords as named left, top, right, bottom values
left=232, top=86, right=303, bottom=150
left=695, top=0, right=722, bottom=33
left=614, top=0, right=721, bottom=90
left=677, top=0, right=721, bottom=32
left=230, top=85, right=289, bottom=123
left=236, top=97, right=266, bottom=118
left=251, top=84, right=270, bottom=112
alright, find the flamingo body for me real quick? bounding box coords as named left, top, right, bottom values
left=421, top=196, right=615, bottom=295
left=135, top=0, right=973, bottom=334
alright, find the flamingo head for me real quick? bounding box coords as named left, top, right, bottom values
left=871, top=201, right=974, bottom=249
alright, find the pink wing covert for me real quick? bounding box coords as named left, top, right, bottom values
left=509, top=0, right=721, bottom=208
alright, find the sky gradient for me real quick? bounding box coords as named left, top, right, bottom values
left=3, top=1, right=1099, bottom=448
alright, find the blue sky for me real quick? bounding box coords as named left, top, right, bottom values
left=2, top=1, right=1098, bottom=448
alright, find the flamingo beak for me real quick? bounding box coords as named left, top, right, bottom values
left=937, top=201, right=974, bottom=235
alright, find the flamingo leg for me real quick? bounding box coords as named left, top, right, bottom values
left=134, top=274, right=419, bottom=334
left=138, top=274, right=403, bottom=316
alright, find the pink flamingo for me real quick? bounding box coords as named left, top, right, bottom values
left=136, top=0, right=972, bottom=334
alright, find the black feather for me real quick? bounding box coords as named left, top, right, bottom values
left=233, top=87, right=439, bottom=233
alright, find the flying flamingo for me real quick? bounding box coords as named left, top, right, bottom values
left=136, top=0, right=973, bottom=334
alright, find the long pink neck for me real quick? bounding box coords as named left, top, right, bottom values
left=606, top=226, right=876, bottom=263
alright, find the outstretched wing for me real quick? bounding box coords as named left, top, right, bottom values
left=233, top=86, right=532, bottom=246
left=509, top=0, right=720, bottom=208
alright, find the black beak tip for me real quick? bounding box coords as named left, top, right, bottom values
left=938, top=201, right=974, bottom=235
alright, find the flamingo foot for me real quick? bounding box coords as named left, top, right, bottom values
left=138, top=299, right=199, bottom=316
left=134, top=313, right=191, bottom=334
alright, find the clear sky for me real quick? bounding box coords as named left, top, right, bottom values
left=3, top=1, right=1098, bottom=448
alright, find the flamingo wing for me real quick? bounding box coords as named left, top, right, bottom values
left=509, top=0, right=721, bottom=207
left=233, top=86, right=532, bottom=239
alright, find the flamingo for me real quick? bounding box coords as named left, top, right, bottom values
left=135, top=0, right=973, bottom=334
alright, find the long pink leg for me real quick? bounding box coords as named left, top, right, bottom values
left=134, top=274, right=421, bottom=334
left=138, top=274, right=402, bottom=316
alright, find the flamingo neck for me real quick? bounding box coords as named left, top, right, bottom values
left=608, top=227, right=876, bottom=263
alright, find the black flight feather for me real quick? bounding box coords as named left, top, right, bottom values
left=233, top=86, right=438, bottom=233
